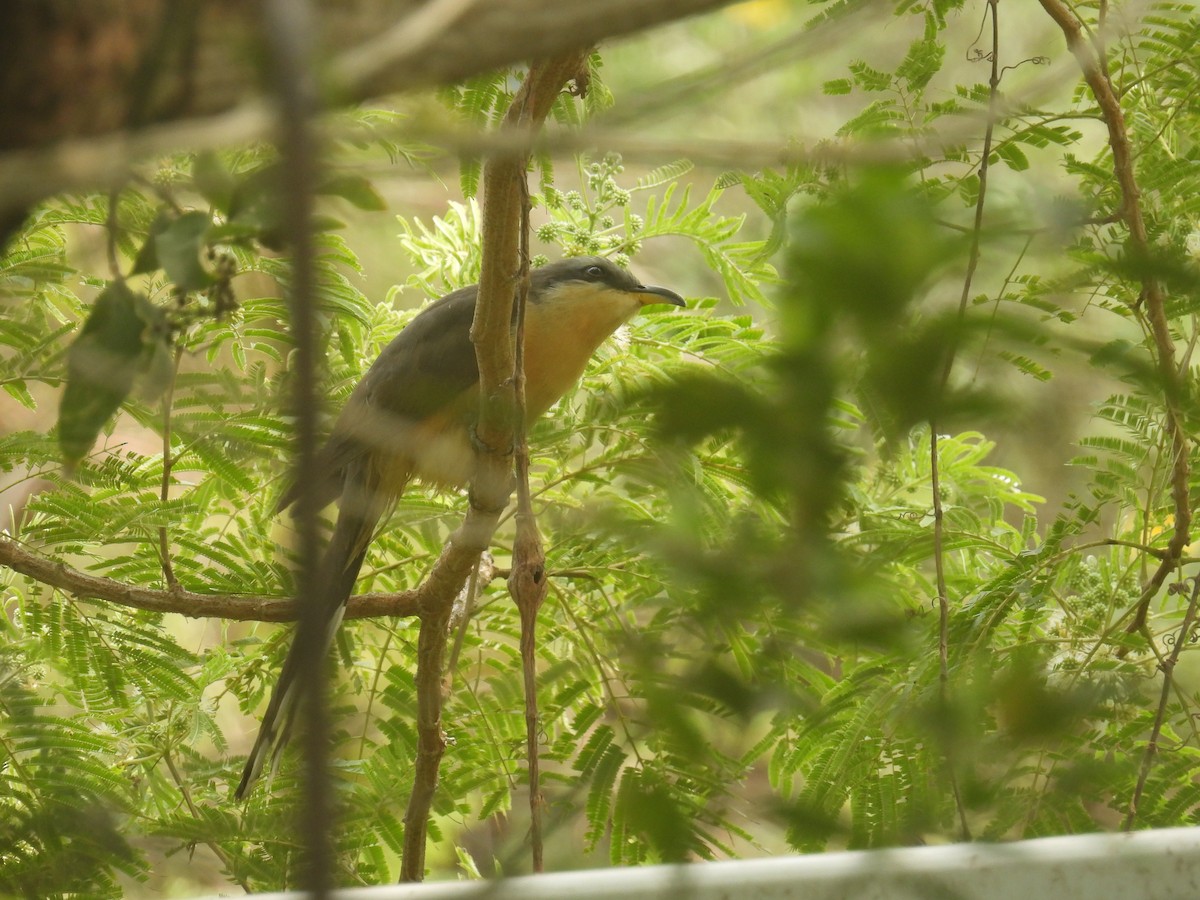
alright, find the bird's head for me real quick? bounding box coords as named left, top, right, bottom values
left=516, top=257, right=685, bottom=417
left=533, top=256, right=684, bottom=309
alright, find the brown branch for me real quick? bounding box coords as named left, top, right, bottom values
left=0, top=93, right=1076, bottom=218
left=1036, top=0, right=1191, bottom=634
left=0, top=534, right=487, bottom=620
left=400, top=533, right=482, bottom=883
left=398, top=52, right=586, bottom=883
left=0, top=538, right=504, bottom=624
left=470, top=54, right=590, bottom=483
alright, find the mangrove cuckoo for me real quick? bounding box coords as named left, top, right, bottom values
left=236, top=255, right=684, bottom=798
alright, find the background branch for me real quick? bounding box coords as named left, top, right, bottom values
left=1, top=0, right=734, bottom=154
left=1037, top=0, right=1191, bottom=635
left=0, top=86, right=1080, bottom=224
left=931, top=0, right=1005, bottom=841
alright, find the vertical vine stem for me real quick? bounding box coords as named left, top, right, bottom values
left=261, top=0, right=333, bottom=894
left=511, top=508, right=548, bottom=872
left=931, top=0, right=1001, bottom=843
left=1124, top=577, right=1200, bottom=829
left=157, top=346, right=183, bottom=589
left=399, top=50, right=587, bottom=883
left=509, top=169, right=548, bottom=871
left=1036, top=0, right=1190, bottom=633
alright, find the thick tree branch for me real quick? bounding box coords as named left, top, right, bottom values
left=1037, top=0, right=1191, bottom=633
left=398, top=52, right=585, bottom=883
left=0, top=0, right=734, bottom=153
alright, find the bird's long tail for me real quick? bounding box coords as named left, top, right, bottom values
left=235, top=477, right=384, bottom=800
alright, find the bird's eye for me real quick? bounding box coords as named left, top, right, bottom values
left=584, top=265, right=604, bottom=279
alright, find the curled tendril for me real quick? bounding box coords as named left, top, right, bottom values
left=1158, top=734, right=1188, bottom=752
left=1001, top=56, right=1052, bottom=78
left=1161, top=627, right=1199, bottom=647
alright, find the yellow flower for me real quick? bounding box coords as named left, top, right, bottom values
left=727, top=0, right=788, bottom=29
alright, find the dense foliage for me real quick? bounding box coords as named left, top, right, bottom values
left=2, top=1, right=1199, bottom=895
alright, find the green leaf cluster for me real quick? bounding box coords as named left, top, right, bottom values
left=4, top=5, right=1200, bottom=894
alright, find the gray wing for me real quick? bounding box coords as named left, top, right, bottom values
left=279, top=285, right=483, bottom=512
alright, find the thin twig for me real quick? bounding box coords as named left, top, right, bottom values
left=358, top=627, right=394, bottom=761
left=157, top=346, right=184, bottom=589
left=1124, top=577, right=1200, bottom=829
left=970, top=234, right=1033, bottom=384
left=509, top=181, right=548, bottom=872
left=446, top=556, right=484, bottom=678
left=430, top=553, right=496, bottom=699
left=162, top=737, right=251, bottom=893
left=931, top=0, right=1004, bottom=842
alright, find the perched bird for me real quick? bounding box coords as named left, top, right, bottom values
left=236, top=255, right=684, bottom=798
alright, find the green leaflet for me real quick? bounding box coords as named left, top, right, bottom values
left=57, top=281, right=170, bottom=471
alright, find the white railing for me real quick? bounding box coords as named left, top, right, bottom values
left=212, top=827, right=1200, bottom=899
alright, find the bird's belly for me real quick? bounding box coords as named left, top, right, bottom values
left=406, top=418, right=476, bottom=489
